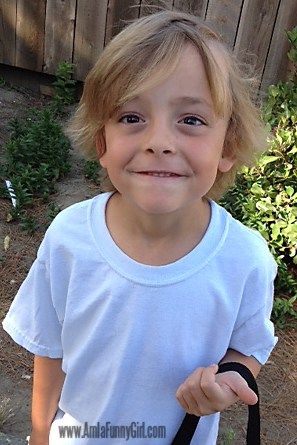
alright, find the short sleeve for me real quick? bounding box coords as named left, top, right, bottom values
left=229, top=254, right=278, bottom=365
left=2, top=257, right=63, bottom=358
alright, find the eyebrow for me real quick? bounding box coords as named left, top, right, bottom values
left=169, top=96, right=212, bottom=108
left=130, top=95, right=213, bottom=110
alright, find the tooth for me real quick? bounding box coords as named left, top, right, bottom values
left=139, top=171, right=178, bottom=177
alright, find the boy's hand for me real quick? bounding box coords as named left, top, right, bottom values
left=175, top=364, right=258, bottom=416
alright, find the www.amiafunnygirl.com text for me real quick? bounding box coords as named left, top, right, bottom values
left=58, top=421, right=167, bottom=440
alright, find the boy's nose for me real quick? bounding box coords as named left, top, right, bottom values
left=142, top=120, right=177, bottom=155
left=145, top=145, right=175, bottom=155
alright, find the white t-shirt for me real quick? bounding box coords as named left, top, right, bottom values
left=2, top=191, right=277, bottom=444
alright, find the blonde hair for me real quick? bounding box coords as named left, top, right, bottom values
left=65, top=9, right=269, bottom=200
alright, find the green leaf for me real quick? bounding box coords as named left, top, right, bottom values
left=250, top=183, right=264, bottom=195
left=271, top=223, right=281, bottom=240
left=285, top=186, right=294, bottom=196
left=259, top=155, right=279, bottom=166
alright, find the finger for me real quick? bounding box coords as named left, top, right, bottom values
left=200, top=365, right=225, bottom=402
left=176, top=385, right=201, bottom=414
left=180, top=394, right=191, bottom=412
left=237, top=384, right=258, bottom=405
left=227, top=375, right=258, bottom=405
left=176, top=385, right=187, bottom=408
left=181, top=390, right=201, bottom=415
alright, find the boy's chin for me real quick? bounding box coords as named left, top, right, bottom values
left=124, top=195, right=203, bottom=217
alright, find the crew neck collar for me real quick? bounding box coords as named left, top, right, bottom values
left=88, top=191, right=228, bottom=285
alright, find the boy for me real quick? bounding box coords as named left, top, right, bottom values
left=3, top=10, right=277, bottom=444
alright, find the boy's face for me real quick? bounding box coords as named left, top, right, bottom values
left=97, top=44, right=235, bottom=215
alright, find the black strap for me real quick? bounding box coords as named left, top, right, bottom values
left=171, top=362, right=260, bottom=445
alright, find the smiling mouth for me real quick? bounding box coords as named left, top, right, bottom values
left=134, top=171, right=183, bottom=177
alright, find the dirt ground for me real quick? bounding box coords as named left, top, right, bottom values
left=0, top=85, right=296, bottom=444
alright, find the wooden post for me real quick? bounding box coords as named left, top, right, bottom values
left=74, top=0, right=108, bottom=81
left=261, top=0, right=297, bottom=92
left=205, top=0, right=244, bottom=48
left=43, top=0, right=76, bottom=75
left=234, top=0, right=280, bottom=84
left=15, top=0, right=46, bottom=72
left=173, top=0, right=208, bottom=17
left=0, top=0, right=17, bottom=65
left=105, top=0, right=140, bottom=44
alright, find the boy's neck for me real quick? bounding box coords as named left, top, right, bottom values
left=104, top=192, right=211, bottom=265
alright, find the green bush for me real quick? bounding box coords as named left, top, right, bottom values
left=50, top=61, right=76, bottom=113
left=221, top=27, right=297, bottom=326
left=0, top=62, right=76, bottom=234
left=0, top=114, right=71, bottom=237
left=1, top=107, right=71, bottom=206
left=83, top=160, right=101, bottom=184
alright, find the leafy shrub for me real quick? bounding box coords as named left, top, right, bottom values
left=0, top=61, right=76, bottom=234
left=1, top=107, right=71, bottom=206
left=47, top=202, right=62, bottom=222
left=84, top=160, right=101, bottom=184
left=0, top=62, right=74, bottom=234
left=272, top=295, right=297, bottom=329
left=51, top=61, right=76, bottom=113
left=221, top=27, right=297, bottom=326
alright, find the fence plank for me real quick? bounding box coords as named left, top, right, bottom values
left=15, top=0, right=46, bottom=71
left=43, top=0, right=76, bottom=75
left=205, top=0, right=244, bottom=48
left=0, top=0, right=17, bottom=65
left=74, top=0, right=108, bottom=81
left=234, top=0, right=280, bottom=81
left=173, top=0, right=208, bottom=17
left=140, top=0, right=174, bottom=17
left=0, top=0, right=293, bottom=93
left=261, top=0, right=297, bottom=91
left=105, top=0, right=140, bottom=44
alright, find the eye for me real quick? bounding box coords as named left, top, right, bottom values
left=119, top=114, right=143, bottom=124
left=180, top=116, right=205, bottom=126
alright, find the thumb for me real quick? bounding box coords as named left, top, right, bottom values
left=228, top=376, right=258, bottom=405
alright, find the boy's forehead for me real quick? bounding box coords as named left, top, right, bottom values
left=120, top=47, right=213, bottom=107
left=113, top=42, right=230, bottom=118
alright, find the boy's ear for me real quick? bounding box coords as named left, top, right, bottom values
left=218, top=149, right=236, bottom=173
left=219, top=118, right=237, bottom=173
left=95, top=130, right=106, bottom=160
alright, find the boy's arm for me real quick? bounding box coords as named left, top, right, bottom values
left=29, top=355, right=65, bottom=444
left=219, top=348, right=262, bottom=378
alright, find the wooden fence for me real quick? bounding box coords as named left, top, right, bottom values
left=0, top=0, right=296, bottom=93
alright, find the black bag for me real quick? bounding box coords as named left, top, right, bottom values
left=171, top=362, right=260, bottom=445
